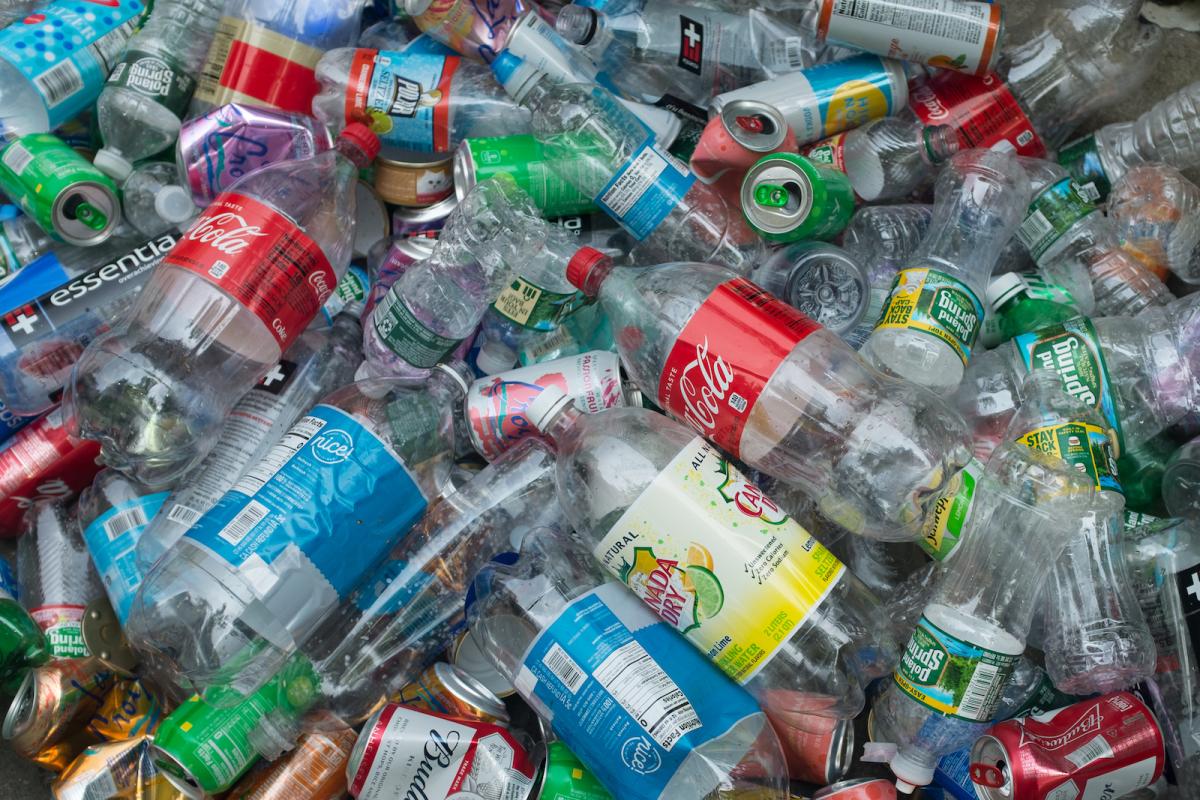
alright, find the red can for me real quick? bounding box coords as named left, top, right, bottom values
left=0, top=406, right=100, bottom=536
left=969, top=691, right=1165, bottom=799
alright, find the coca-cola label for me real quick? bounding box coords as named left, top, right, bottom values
left=165, top=193, right=335, bottom=349
left=658, top=278, right=820, bottom=457
left=909, top=71, right=1046, bottom=157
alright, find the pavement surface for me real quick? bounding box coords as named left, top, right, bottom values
left=2, top=1, right=1199, bottom=797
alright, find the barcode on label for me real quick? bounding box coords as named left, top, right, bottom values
left=233, top=415, right=326, bottom=496
left=34, top=60, right=84, bottom=108
left=103, top=506, right=151, bottom=541
left=1017, top=209, right=1055, bottom=248
left=167, top=504, right=203, bottom=527
left=957, top=662, right=1000, bottom=719
left=195, top=17, right=238, bottom=100
left=217, top=500, right=268, bottom=546
left=601, top=146, right=668, bottom=217
left=1, top=143, right=33, bottom=174
left=1065, top=734, right=1114, bottom=768
left=543, top=643, right=585, bottom=693
left=784, top=37, right=804, bottom=68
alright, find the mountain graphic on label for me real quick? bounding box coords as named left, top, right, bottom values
left=618, top=546, right=723, bottom=633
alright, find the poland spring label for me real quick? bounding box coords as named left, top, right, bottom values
left=875, top=268, right=984, bottom=366
left=105, top=49, right=195, bottom=116
left=919, top=458, right=984, bottom=561
left=1016, top=422, right=1121, bottom=494
left=1017, top=177, right=1099, bottom=260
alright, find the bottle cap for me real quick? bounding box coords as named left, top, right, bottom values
left=94, top=148, right=133, bottom=181
left=491, top=51, right=545, bottom=103
left=475, top=340, right=517, bottom=375
left=154, top=185, right=197, bottom=224
left=525, top=386, right=573, bottom=432
left=340, top=123, right=382, bottom=163
left=889, top=750, right=934, bottom=794
left=555, top=4, right=598, bottom=44
left=986, top=272, right=1027, bottom=310
left=566, top=247, right=610, bottom=294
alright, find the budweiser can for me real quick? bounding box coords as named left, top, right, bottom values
left=347, top=703, right=536, bottom=800
left=0, top=406, right=101, bottom=536
left=969, top=691, right=1166, bottom=799
left=394, top=662, right=510, bottom=725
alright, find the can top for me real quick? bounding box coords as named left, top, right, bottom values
left=54, top=183, right=121, bottom=247
left=967, top=735, right=1009, bottom=799
left=452, top=629, right=516, bottom=698
left=720, top=100, right=789, bottom=153
left=376, top=146, right=454, bottom=169
left=151, top=744, right=208, bottom=800
left=432, top=662, right=509, bottom=721
left=825, top=717, right=854, bottom=784
left=1, top=668, right=35, bottom=739
left=741, top=154, right=816, bottom=237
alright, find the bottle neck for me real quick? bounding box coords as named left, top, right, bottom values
left=540, top=400, right=583, bottom=447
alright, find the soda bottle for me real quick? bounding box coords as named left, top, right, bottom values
left=860, top=148, right=1031, bottom=390
left=65, top=125, right=380, bottom=487
left=125, top=363, right=470, bottom=696
left=92, top=0, right=224, bottom=182
left=826, top=117, right=961, bottom=202
left=120, top=162, right=199, bottom=239
left=1108, top=163, right=1200, bottom=284
left=985, top=272, right=1084, bottom=344
left=469, top=528, right=791, bottom=799
left=493, top=53, right=765, bottom=274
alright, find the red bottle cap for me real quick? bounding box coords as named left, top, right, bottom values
left=566, top=247, right=610, bottom=294
left=339, top=123, right=382, bottom=163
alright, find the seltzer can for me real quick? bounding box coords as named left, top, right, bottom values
left=741, top=153, right=856, bottom=243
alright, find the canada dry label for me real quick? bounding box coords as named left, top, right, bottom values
left=909, top=71, right=1045, bottom=157
left=659, top=278, right=820, bottom=457
left=1016, top=422, right=1121, bottom=494
left=492, top=276, right=585, bottom=331
left=105, top=49, right=195, bottom=116
left=372, top=288, right=461, bottom=368
left=919, top=458, right=984, bottom=561
left=1017, top=177, right=1099, bottom=260
left=894, top=615, right=1020, bottom=721
left=595, top=436, right=844, bottom=684
left=874, top=267, right=984, bottom=366
left=165, top=193, right=335, bottom=349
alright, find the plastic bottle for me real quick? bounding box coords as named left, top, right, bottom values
left=469, top=529, right=791, bottom=800
left=493, top=53, right=765, bottom=274
left=126, top=363, right=470, bottom=697
left=358, top=176, right=544, bottom=382
left=1109, top=163, right=1200, bottom=285
left=402, top=0, right=520, bottom=62
left=0, top=213, right=54, bottom=284
left=135, top=313, right=364, bottom=574
left=0, top=0, right=38, bottom=28
left=860, top=148, right=1031, bottom=390
left=92, top=0, right=224, bottom=182
left=312, top=48, right=531, bottom=153
left=0, top=581, right=46, bottom=692
left=872, top=378, right=1094, bottom=792
left=751, top=241, right=870, bottom=337
left=65, top=125, right=379, bottom=488
left=841, top=204, right=933, bottom=271
left=1162, top=435, right=1200, bottom=520
left=985, top=272, right=1083, bottom=344
left=524, top=386, right=898, bottom=726
left=840, top=117, right=960, bottom=202
left=120, top=162, right=198, bottom=239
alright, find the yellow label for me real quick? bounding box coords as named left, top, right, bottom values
left=873, top=267, right=984, bottom=366
left=825, top=79, right=890, bottom=133
left=595, top=437, right=844, bottom=684
left=493, top=277, right=544, bottom=327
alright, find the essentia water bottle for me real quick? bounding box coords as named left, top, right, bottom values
left=859, top=148, right=1031, bottom=391
left=92, top=0, right=224, bottom=182
left=565, top=255, right=973, bottom=543
left=492, top=53, right=765, bottom=274
left=313, top=47, right=531, bottom=153
left=125, top=362, right=470, bottom=697
left=64, top=125, right=380, bottom=488
left=523, top=387, right=898, bottom=724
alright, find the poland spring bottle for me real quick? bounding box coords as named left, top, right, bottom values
left=65, top=125, right=380, bottom=488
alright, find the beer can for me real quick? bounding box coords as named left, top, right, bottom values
left=394, top=661, right=510, bottom=724
left=0, top=135, right=120, bottom=247
left=226, top=721, right=357, bottom=800
left=812, top=778, right=895, bottom=799
left=373, top=147, right=454, bottom=207
left=969, top=691, right=1166, bottom=799
left=741, top=153, right=857, bottom=243
left=347, top=703, right=537, bottom=799
left=3, top=656, right=115, bottom=771
left=690, top=100, right=796, bottom=184
left=450, top=628, right=516, bottom=698
left=455, top=135, right=600, bottom=217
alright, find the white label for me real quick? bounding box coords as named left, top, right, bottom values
left=34, top=59, right=84, bottom=107
left=823, top=0, right=996, bottom=73
left=543, top=643, right=586, bottom=693
left=593, top=639, right=701, bottom=749
left=357, top=708, right=475, bottom=800
left=1065, top=734, right=1114, bottom=769
left=2, top=142, right=33, bottom=174
left=166, top=503, right=203, bottom=527
left=233, top=415, right=326, bottom=496
left=1079, top=755, right=1158, bottom=799
left=103, top=505, right=152, bottom=541
left=601, top=147, right=669, bottom=218
left=217, top=500, right=268, bottom=546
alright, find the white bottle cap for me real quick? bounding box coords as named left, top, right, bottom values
left=154, top=185, right=197, bottom=224
left=93, top=148, right=133, bottom=181
left=475, top=340, right=517, bottom=375
left=525, top=385, right=573, bottom=432
left=986, top=271, right=1027, bottom=309
left=889, top=750, right=934, bottom=794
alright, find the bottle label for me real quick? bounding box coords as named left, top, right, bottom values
left=104, top=49, right=196, bottom=117
left=463, top=135, right=599, bottom=218
left=818, top=0, right=1001, bottom=75
left=81, top=492, right=168, bottom=624
left=919, top=457, right=984, bottom=561
left=516, top=581, right=763, bottom=800
left=0, top=0, right=144, bottom=129
left=345, top=49, right=460, bottom=152
left=31, top=604, right=88, bottom=659
left=1017, top=178, right=1099, bottom=260
left=659, top=5, right=760, bottom=94
left=194, top=16, right=324, bottom=114
left=909, top=71, right=1046, bottom=157
left=595, top=136, right=696, bottom=242
left=1016, top=422, right=1122, bottom=494
left=185, top=405, right=427, bottom=601
left=595, top=436, right=844, bottom=684
left=1013, top=318, right=1124, bottom=451
left=492, top=276, right=586, bottom=331
left=1057, top=133, right=1113, bottom=204
left=164, top=193, right=335, bottom=350
left=802, top=131, right=850, bottom=173
left=659, top=277, right=820, bottom=457
left=372, top=288, right=461, bottom=368
left=875, top=267, right=984, bottom=367
left=320, top=264, right=369, bottom=323
left=894, top=614, right=1020, bottom=721
left=1017, top=275, right=1079, bottom=310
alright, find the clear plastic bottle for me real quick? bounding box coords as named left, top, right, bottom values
left=135, top=313, right=364, bottom=574
left=1162, top=435, right=1200, bottom=520
left=469, top=527, right=791, bottom=800
left=358, top=176, right=544, bottom=382
left=0, top=0, right=38, bottom=28
left=751, top=242, right=870, bottom=337
left=125, top=363, right=469, bottom=697
left=524, top=388, right=898, bottom=723
left=493, top=53, right=765, bottom=274
left=65, top=126, right=379, bottom=488
left=842, top=118, right=960, bottom=202
left=861, top=148, right=1032, bottom=390
left=1108, top=164, right=1200, bottom=285
left=0, top=213, right=54, bottom=284
left=872, top=379, right=1094, bottom=792
left=92, top=0, right=224, bottom=181
left=312, top=48, right=531, bottom=153
left=120, top=162, right=199, bottom=239
left=569, top=256, right=973, bottom=543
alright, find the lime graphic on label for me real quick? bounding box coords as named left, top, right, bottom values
left=687, top=566, right=724, bottom=620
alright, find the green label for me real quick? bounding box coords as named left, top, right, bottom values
left=875, top=268, right=984, bottom=366
left=1019, top=276, right=1078, bottom=309
left=465, top=134, right=599, bottom=217
left=1123, top=510, right=1182, bottom=538
left=31, top=605, right=89, bottom=659
left=1017, top=178, right=1098, bottom=260
left=1057, top=134, right=1112, bottom=204
left=919, top=458, right=982, bottom=561
left=894, top=615, right=1020, bottom=722
left=492, top=276, right=586, bottom=331
left=104, top=49, right=196, bottom=116
left=543, top=742, right=613, bottom=800
left=0, top=134, right=117, bottom=237
left=373, top=289, right=461, bottom=369
left=1009, top=670, right=1077, bottom=718
left=1017, top=421, right=1121, bottom=494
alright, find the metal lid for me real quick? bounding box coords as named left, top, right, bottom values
left=55, top=182, right=120, bottom=247
left=376, top=146, right=454, bottom=169
left=967, top=735, right=1008, bottom=799
left=741, top=155, right=815, bottom=237
left=720, top=99, right=789, bottom=153
left=432, top=662, right=509, bottom=722
left=452, top=629, right=516, bottom=698
left=82, top=597, right=138, bottom=676
left=151, top=744, right=207, bottom=800
left=782, top=243, right=868, bottom=334
left=2, top=668, right=35, bottom=739
left=392, top=192, right=459, bottom=226
left=825, top=717, right=854, bottom=783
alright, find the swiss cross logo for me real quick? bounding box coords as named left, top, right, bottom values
left=678, top=16, right=704, bottom=74
left=255, top=359, right=297, bottom=396
left=4, top=305, right=39, bottom=338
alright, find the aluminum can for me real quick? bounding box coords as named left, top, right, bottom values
left=812, top=778, right=896, bottom=800
left=226, top=721, right=358, bottom=800
left=394, top=661, right=510, bottom=724
left=741, top=154, right=856, bottom=243
left=3, top=656, right=115, bottom=770
left=373, top=148, right=454, bottom=206
left=456, top=135, right=600, bottom=217
left=52, top=735, right=186, bottom=800
left=0, top=407, right=102, bottom=535
left=691, top=100, right=795, bottom=184
left=532, top=741, right=612, bottom=800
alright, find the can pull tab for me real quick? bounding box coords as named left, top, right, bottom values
left=735, top=113, right=766, bottom=134
left=970, top=762, right=1005, bottom=788
left=753, top=182, right=790, bottom=208
left=73, top=202, right=108, bottom=230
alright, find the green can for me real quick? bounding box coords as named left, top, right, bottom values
left=0, top=134, right=121, bottom=247
left=0, top=595, right=47, bottom=694
left=740, top=153, right=856, bottom=243
left=455, top=135, right=599, bottom=218
left=536, top=741, right=613, bottom=800
left=150, top=655, right=319, bottom=797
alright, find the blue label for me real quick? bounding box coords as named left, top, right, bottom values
left=595, top=137, right=695, bottom=241
left=0, top=0, right=145, bottom=129
left=0, top=397, right=35, bottom=444
left=0, top=555, right=17, bottom=602
left=185, top=405, right=428, bottom=599
left=932, top=747, right=978, bottom=800
left=803, top=54, right=897, bottom=140
left=362, top=50, right=457, bottom=152
left=82, top=492, right=166, bottom=623
left=520, top=582, right=761, bottom=800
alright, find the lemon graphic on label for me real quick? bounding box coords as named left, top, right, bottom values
left=686, top=566, right=724, bottom=620
left=928, top=54, right=968, bottom=71
left=681, top=543, right=714, bottom=592
left=825, top=80, right=889, bottom=134
left=368, top=109, right=393, bottom=135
